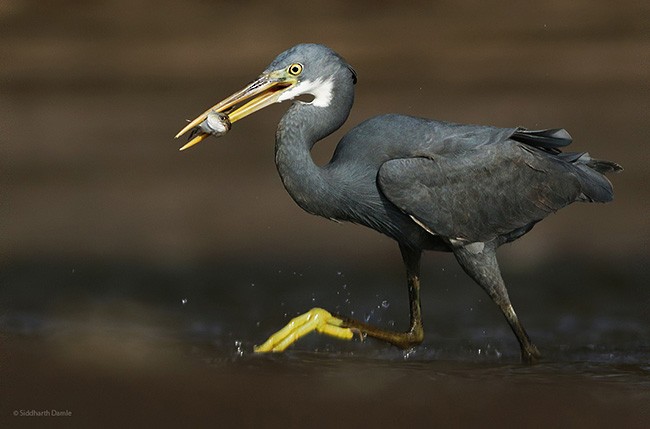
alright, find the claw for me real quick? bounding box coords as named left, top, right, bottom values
left=254, top=308, right=354, bottom=352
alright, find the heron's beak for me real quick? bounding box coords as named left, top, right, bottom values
left=175, top=71, right=297, bottom=151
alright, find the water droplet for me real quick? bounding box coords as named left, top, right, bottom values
left=181, top=298, right=188, bottom=305
left=337, top=271, right=342, bottom=276
left=403, top=348, right=415, bottom=360
left=342, top=284, right=347, bottom=290
left=388, top=320, right=395, bottom=327
left=381, top=300, right=389, bottom=309
left=234, top=340, right=243, bottom=357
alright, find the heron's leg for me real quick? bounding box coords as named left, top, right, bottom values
left=254, top=245, right=425, bottom=352
left=453, top=241, right=540, bottom=363
left=338, top=244, right=424, bottom=349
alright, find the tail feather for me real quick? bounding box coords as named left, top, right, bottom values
left=516, top=127, right=623, bottom=203
left=586, top=157, right=623, bottom=174
left=569, top=152, right=622, bottom=203
left=512, top=128, right=573, bottom=151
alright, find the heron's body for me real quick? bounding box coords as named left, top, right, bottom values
left=176, top=43, right=621, bottom=361
left=278, top=106, right=614, bottom=251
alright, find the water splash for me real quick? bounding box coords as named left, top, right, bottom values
left=234, top=340, right=244, bottom=357
left=403, top=347, right=416, bottom=360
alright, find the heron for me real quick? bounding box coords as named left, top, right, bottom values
left=175, top=44, right=621, bottom=362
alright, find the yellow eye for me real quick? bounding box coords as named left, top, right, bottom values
left=288, top=63, right=303, bottom=76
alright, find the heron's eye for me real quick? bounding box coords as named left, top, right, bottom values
left=288, top=63, right=303, bottom=76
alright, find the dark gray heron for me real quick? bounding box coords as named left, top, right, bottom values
left=175, top=44, right=621, bottom=362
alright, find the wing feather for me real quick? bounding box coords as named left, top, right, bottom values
left=378, top=142, right=581, bottom=243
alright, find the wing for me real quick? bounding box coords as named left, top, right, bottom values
left=378, top=141, right=582, bottom=243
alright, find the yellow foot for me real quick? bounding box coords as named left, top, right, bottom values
left=254, top=308, right=354, bottom=353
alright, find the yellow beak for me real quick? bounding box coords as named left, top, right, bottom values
left=175, top=72, right=296, bottom=151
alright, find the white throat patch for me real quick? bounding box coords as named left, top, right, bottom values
left=278, top=77, right=334, bottom=107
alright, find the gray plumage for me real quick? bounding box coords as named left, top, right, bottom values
left=223, top=44, right=623, bottom=360
left=272, top=46, right=620, bottom=252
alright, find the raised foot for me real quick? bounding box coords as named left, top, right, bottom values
left=254, top=308, right=354, bottom=353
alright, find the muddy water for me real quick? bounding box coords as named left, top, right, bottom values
left=1, top=0, right=648, bottom=427
left=2, top=256, right=649, bottom=427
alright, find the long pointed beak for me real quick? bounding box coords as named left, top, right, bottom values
left=175, top=72, right=296, bottom=151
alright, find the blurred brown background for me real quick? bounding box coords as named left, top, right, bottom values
left=2, top=0, right=647, bottom=266
left=1, top=1, right=649, bottom=426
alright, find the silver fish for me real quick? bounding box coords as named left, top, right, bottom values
left=181, top=111, right=231, bottom=151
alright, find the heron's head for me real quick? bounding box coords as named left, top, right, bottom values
left=175, top=43, right=357, bottom=150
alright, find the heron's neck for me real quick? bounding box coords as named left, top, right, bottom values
left=274, top=97, right=351, bottom=215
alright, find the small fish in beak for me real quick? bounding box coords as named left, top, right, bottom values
left=201, top=110, right=231, bottom=137
left=176, top=70, right=299, bottom=151
left=181, top=110, right=232, bottom=151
